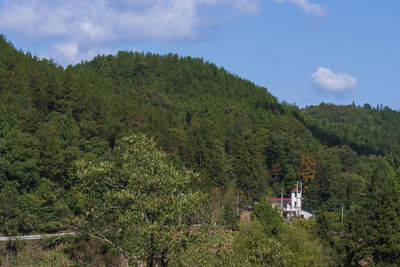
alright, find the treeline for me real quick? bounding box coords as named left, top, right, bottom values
left=0, top=35, right=400, bottom=265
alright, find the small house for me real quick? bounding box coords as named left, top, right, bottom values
left=267, top=182, right=314, bottom=219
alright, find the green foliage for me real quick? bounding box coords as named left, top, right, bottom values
left=231, top=220, right=293, bottom=266
left=0, top=181, right=21, bottom=235
left=172, top=226, right=233, bottom=266
left=63, top=235, right=123, bottom=266
left=75, top=133, right=205, bottom=265
left=251, top=200, right=282, bottom=235
left=280, top=223, right=335, bottom=267
left=1, top=36, right=400, bottom=266
left=0, top=241, right=73, bottom=266
left=315, top=205, right=342, bottom=249
left=222, top=199, right=239, bottom=230
left=342, top=157, right=400, bottom=266
left=304, top=103, right=400, bottom=164
left=220, top=188, right=241, bottom=230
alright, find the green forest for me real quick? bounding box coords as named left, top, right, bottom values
left=0, top=35, right=399, bottom=266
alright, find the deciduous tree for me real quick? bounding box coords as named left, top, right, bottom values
left=75, top=133, right=205, bottom=266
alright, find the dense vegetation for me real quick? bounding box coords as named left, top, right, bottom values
left=0, top=35, right=399, bottom=266
left=304, top=102, right=400, bottom=162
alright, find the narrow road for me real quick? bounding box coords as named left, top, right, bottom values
left=0, top=232, right=75, bottom=241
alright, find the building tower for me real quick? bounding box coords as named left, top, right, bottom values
left=291, top=181, right=302, bottom=216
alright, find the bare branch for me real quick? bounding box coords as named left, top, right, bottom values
left=75, top=228, right=133, bottom=265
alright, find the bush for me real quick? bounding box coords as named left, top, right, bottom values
left=251, top=200, right=283, bottom=235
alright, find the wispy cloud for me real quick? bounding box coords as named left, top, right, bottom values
left=55, top=42, right=79, bottom=59
left=311, top=67, right=358, bottom=91
left=233, top=0, right=261, bottom=14
left=0, top=0, right=260, bottom=64
left=52, top=42, right=116, bottom=64
left=274, top=0, right=325, bottom=17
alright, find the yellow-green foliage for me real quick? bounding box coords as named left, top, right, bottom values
left=280, top=222, right=335, bottom=267
left=0, top=241, right=73, bottom=267
left=231, top=220, right=294, bottom=266
left=75, top=133, right=206, bottom=265
left=171, top=226, right=234, bottom=267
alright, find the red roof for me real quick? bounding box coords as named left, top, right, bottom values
left=291, top=188, right=300, bottom=193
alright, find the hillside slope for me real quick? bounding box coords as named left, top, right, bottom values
left=0, top=34, right=324, bottom=200
left=304, top=103, right=400, bottom=162
left=1, top=35, right=400, bottom=266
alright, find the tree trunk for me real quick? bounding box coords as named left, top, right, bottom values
left=147, top=255, right=154, bottom=267
left=161, top=248, right=168, bottom=267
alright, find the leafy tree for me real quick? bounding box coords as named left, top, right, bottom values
left=251, top=200, right=282, bottom=235
left=315, top=205, right=342, bottom=250
left=222, top=196, right=239, bottom=230
left=75, top=133, right=205, bottom=265
left=0, top=181, right=21, bottom=235
left=343, top=158, right=400, bottom=266
left=280, top=222, right=335, bottom=267
left=36, top=122, right=63, bottom=182
left=231, top=220, right=293, bottom=266
left=297, top=153, right=317, bottom=184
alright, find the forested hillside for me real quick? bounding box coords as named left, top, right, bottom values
left=1, top=35, right=400, bottom=266
left=304, top=102, right=400, bottom=161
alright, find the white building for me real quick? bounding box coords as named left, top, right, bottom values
left=267, top=182, right=314, bottom=219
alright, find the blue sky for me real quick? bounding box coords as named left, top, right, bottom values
left=0, top=0, right=399, bottom=109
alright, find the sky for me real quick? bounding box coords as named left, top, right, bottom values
left=0, top=0, right=399, bottom=109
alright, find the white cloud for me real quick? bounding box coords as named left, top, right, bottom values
left=55, top=42, right=79, bottom=59
left=0, top=2, right=71, bottom=38
left=311, top=67, right=358, bottom=91
left=233, top=0, right=260, bottom=15
left=51, top=43, right=117, bottom=65
left=0, top=0, right=260, bottom=64
left=0, top=0, right=260, bottom=42
left=80, top=22, right=107, bottom=38
left=275, top=0, right=325, bottom=17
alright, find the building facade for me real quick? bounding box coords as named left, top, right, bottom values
left=267, top=182, right=314, bottom=219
